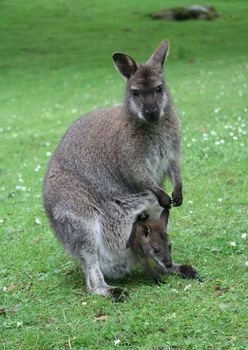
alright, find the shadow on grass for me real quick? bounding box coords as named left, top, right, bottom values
left=59, top=263, right=159, bottom=294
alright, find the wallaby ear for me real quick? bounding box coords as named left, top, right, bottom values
left=147, top=40, right=170, bottom=67
left=126, top=221, right=138, bottom=249
left=112, top=53, right=138, bottom=79
left=159, top=208, right=170, bottom=229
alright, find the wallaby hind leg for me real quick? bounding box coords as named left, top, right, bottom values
left=79, top=249, right=129, bottom=301
left=51, top=209, right=129, bottom=301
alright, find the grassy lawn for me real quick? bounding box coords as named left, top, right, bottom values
left=1, top=0, right=247, bottom=349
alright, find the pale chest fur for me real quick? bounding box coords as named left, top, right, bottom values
left=146, top=131, right=176, bottom=184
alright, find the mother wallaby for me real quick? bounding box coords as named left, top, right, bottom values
left=43, top=40, right=183, bottom=300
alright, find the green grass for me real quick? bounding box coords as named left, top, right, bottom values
left=1, top=0, right=248, bottom=349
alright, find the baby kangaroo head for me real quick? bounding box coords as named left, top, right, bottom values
left=127, top=209, right=172, bottom=269
left=141, top=209, right=172, bottom=269
left=112, top=40, right=170, bottom=123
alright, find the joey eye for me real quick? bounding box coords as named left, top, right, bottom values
left=132, top=89, right=140, bottom=97
left=156, top=85, right=162, bottom=93
left=154, top=248, right=160, bottom=254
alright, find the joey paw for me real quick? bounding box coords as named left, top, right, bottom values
left=153, top=275, right=165, bottom=286
left=110, top=288, right=129, bottom=302
left=179, top=265, right=203, bottom=282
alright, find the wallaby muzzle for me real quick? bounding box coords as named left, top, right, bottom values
left=143, top=105, right=159, bottom=122
left=163, top=257, right=173, bottom=269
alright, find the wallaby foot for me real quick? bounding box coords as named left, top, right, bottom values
left=110, top=288, right=129, bottom=302
left=157, top=190, right=171, bottom=209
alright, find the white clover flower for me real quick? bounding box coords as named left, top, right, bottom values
left=241, top=233, right=247, bottom=239
left=188, top=200, right=193, bottom=204
left=214, top=107, right=221, bottom=113
left=233, top=136, right=238, bottom=141
left=172, top=289, right=179, bottom=293
left=35, top=218, right=41, bottom=225
left=71, top=108, right=77, bottom=114
left=16, top=185, right=26, bottom=191
left=35, top=165, right=41, bottom=172
left=46, top=152, right=52, bottom=157
left=184, top=284, right=192, bottom=291
left=245, top=261, right=248, bottom=267
left=230, top=242, right=236, bottom=247
left=82, top=302, right=87, bottom=305
left=114, top=339, right=121, bottom=345
left=0, top=218, right=4, bottom=224
left=217, top=198, right=222, bottom=202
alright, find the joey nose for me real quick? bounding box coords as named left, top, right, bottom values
left=144, top=106, right=159, bottom=121
left=163, top=258, right=172, bottom=268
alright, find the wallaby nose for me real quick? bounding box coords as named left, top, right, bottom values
left=144, top=106, right=159, bottom=121
left=163, top=257, right=173, bottom=268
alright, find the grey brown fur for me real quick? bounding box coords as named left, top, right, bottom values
left=43, top=40, right=183, bottom=299
left=127, top=209, right=202, bottom=285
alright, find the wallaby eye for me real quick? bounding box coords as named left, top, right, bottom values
left=156, top=85, right=162, bottom=93
left=132, top=89, right=140, bottom=97
left=169, top=243, right=172, bottom=252
left=154, top=248, right=160, bottom=254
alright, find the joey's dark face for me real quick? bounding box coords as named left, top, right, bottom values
left=126, top=65, right=168, bottom=123
left=141, top=225, right=172, bottom=269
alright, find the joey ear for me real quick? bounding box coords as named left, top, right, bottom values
left=141, top=224, right=151, bottom=237
left=126, top=221, right=138, bottom=249
left=147, top=40, right=170, bottom=67
left=112, top=53, right=138, bottom=79
left=159, top=208, right=170, bottom=229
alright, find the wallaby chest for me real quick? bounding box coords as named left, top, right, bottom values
left=145, top=126, right=175, bottom=185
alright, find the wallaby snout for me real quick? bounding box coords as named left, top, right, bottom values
left=143, top=104, right=159, bottom=122
left=162, top=257, right=173, bottom=269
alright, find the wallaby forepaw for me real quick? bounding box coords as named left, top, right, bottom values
left=172, top=191, right=183, bottom=207
left=179, top=265, right=202, bottom=282
left=110, top=288, right=129, bottom=302
left=158, top=192, right=172, bottom=209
